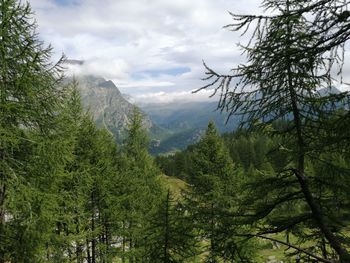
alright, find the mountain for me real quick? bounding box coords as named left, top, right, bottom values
left=73, top=75, right=159, bottom=141
left=70, top=73, right=346, bottom=155
left=140, top=101, right=241, bottom=154
left=317, top=86, right=341, bottom=96
left=140, top=101, right=240, bottom=132
left=70, top=74, right=239, bottom=154
left=144, top=87, right=346, bottom=154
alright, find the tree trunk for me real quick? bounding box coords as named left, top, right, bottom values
left=86, top=238, right=91, bottom=263
left=122, top=233, right=126, bottom=263
left=210, top=203, right=216, bottom=263
left=0, top=148, right=6, bottom=263
left=91, top=192, right=96, bottom=263
left=285, top=1, right=350, bottom=261
left=163, top=190, right=170, bottom=263
left=0, top=183, right=6, bottom=263
left=75, top=219, right=83, bottom=263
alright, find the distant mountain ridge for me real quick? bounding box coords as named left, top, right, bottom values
left=71, top=75, right=240, bottom=153
left=140, top=101, right=241, bottom=154
left=140, top=101, right=238, bottom=132
left=140, top=87, right=344, bottom=154
left=67, top=70, right=343, bottom=154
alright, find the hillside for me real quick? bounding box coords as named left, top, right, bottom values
left=69, top=75, right=241, bottom=154
left=71, top=75, right=169, bottom=142
left=140, top=101, right=241, bottom=154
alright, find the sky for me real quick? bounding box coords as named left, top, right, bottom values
left=29, top=0, right=350, bottom=103
left=28, top=0, right=264, bottom=103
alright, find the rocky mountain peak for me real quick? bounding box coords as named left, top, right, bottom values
left=73, top=75, right=153, bottom=141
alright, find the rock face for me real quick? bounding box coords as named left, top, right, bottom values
left=75, top=75, right=153, bottom=140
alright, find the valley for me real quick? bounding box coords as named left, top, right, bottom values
left=72, top=73, right=241, bottom=154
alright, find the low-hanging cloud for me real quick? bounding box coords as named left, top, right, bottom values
left=133, top=89, right=217, bottom=104
left=65, top=58, right=130, bottom=80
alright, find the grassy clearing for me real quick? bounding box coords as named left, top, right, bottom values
left=160, top=174, right=188, bottom=199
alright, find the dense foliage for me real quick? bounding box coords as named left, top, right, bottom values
left=0, top=1, right=179, bottom=262
left=1, top=0, right=350, bottom=262
left=194, top=0, right=350, bottom=262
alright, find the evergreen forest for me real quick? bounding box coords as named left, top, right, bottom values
left=1, top=0, right=350, bottom=262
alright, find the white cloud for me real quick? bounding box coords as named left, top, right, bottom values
left=133, top=89, right=217, bottom=104
left=119, top=80, right=175, bottom=89
left=65, top=58, right=130, bottom=79
left=27, top=0, right=284, bottom=103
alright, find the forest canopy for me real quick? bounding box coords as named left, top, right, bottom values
left=0, top=0, right=350, bottom=262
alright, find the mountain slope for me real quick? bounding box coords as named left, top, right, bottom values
left=74, top=75, right=157, bottom=140
left=140, top=101, right=241, bottom=154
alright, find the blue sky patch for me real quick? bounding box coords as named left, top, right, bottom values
left=53, top=0, right=80, bottom=6
left=132, top=67, right=191, bottom=80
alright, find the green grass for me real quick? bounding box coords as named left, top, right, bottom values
left=157, top=175, right=341, bottom=262
left=159, top=174, right=188, bottom=199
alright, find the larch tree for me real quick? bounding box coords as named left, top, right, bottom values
left=0, top=0, right=65, bottom=261
left=118, top=107, right=163, bottom=262
left=144, top=189, right=198, bottom=263
left=52, top=83, right=121, bottom=263
left=197, top=0, right=350, bottom=262
left=185, top=122, right=252, bottom=262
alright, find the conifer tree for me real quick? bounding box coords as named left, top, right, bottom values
left=185, top=122, right=251, bottom=262
left=144, top=189, right=197, bottom=263
left=198, top=0, right=350, bottom=261
left=0, top=0, right=64, bottom=261
left=118, top=107, right=163, bottom=262
left=42, top=82, right=120, bottom=263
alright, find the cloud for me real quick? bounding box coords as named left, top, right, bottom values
left=29, top=0, right=299, bottom=103
left=119, top=80, right=175, bottom=89
left=65, top=58, right=130, bottom=79
left=133, top=67, right=191, bottom=79
left=133, top=89, right=217, bottom=104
